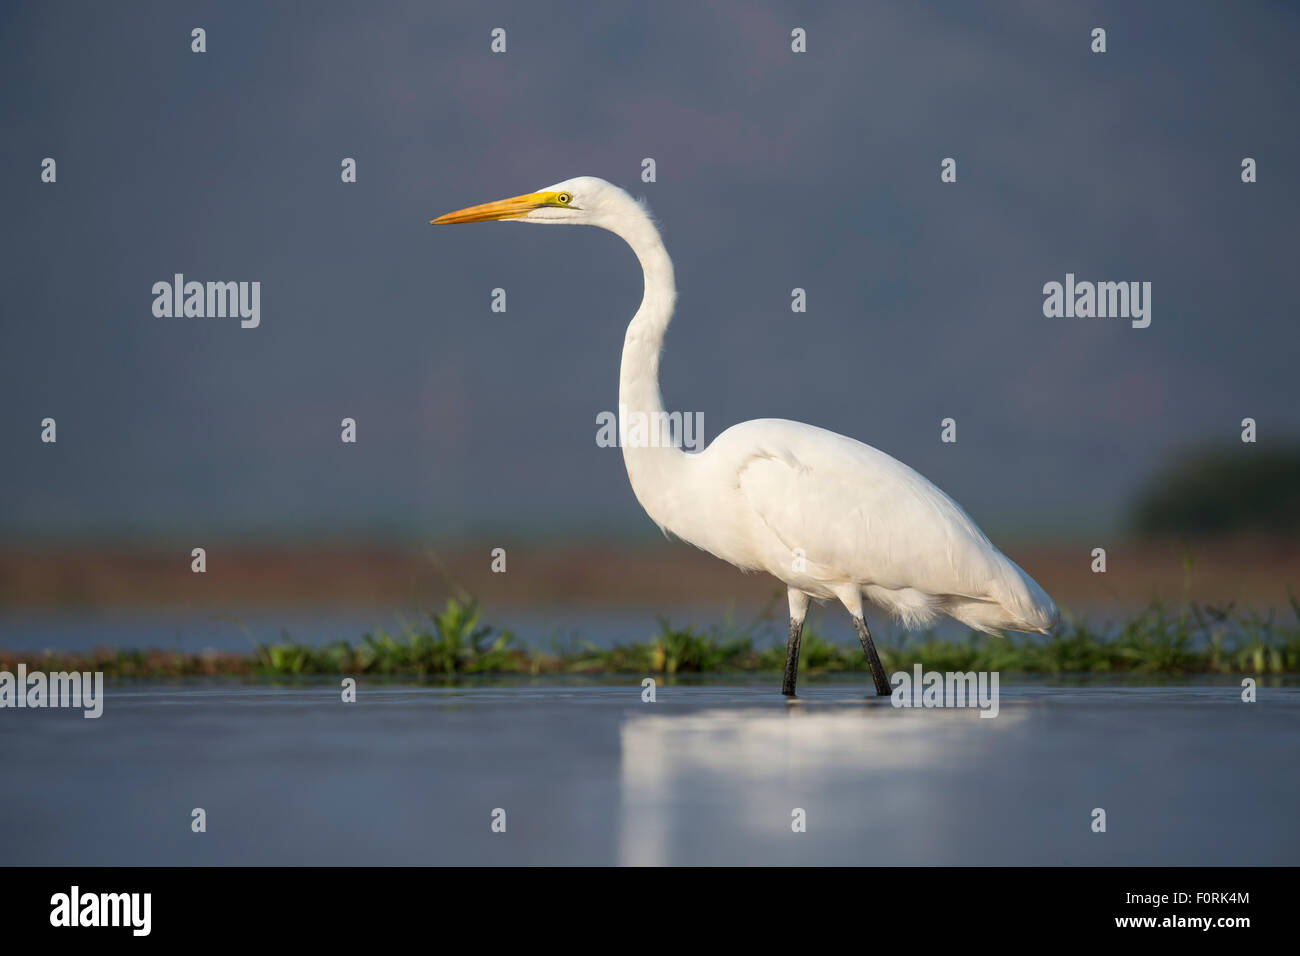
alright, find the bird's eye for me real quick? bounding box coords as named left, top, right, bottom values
left=557, top=193, right=572, bottom=204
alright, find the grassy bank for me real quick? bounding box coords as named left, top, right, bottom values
left=4, top=596, right=1299, bottom=679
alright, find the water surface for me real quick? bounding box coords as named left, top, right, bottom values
left=1, top=678, right=1295, bottom=865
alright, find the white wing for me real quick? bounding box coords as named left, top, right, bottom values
left=713, top=419, right=1054, bottom=631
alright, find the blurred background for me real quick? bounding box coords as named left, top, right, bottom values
left=1, top=1, right=1297, bottom=651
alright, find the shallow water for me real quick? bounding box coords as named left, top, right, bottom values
left=0, top=601, right=1157, bottom=654
left=1, top=677, right=1296, bottom=865
left=1, top=606, right=687, bottom=653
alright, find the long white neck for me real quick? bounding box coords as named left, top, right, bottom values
left=606, top=202, right=688, bottom=529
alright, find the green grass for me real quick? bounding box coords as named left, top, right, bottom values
left=256, top=599, right=525, bottom=676
left=5, top=595, right=1299, bottom=679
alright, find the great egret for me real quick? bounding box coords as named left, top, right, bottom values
left=433, top=177, right=1058, bottom=697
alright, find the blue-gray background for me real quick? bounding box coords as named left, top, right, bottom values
left=2, top=0, right=1296, bottom=542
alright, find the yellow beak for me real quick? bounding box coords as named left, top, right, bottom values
left=431, top=191, right=555, bottom=224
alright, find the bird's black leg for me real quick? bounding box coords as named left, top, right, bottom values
left=853, top=615, right=892, bottom=696
left=782, top=616, right=804, bottom=697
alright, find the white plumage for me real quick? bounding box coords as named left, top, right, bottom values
left=434, top=176, right=1059, bottom=695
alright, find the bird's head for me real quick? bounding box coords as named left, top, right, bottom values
left=431, top=176, right=635, bottom=230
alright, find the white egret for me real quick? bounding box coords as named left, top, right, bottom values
left=433, top=177, right=1058, bottom=696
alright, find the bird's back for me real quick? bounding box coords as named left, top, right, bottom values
left=688, top=418, right=1057, bottom=633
